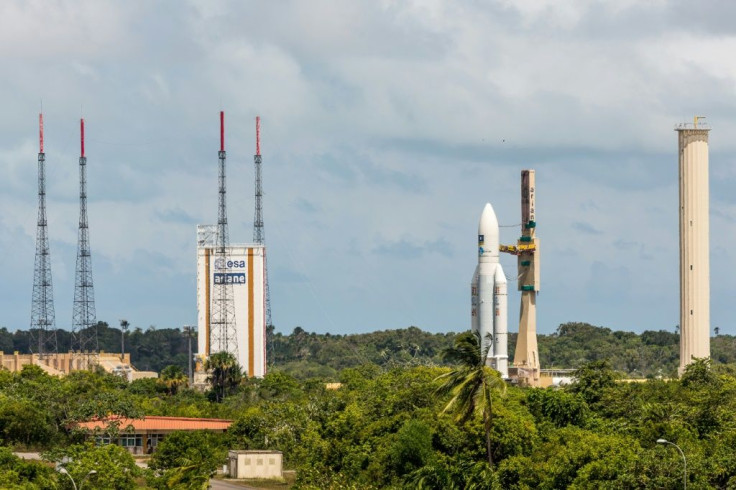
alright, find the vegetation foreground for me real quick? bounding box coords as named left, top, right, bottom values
left=0, top=324, right=734, bottom=487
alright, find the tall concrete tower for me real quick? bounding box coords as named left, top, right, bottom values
left=513, top=170, right=540, bottom=386
left=677, top=117, right=710, bottom=374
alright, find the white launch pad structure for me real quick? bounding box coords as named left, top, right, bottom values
left=677, top=118, right=711, bottom=374
left=196, top=225, right=267, bottom=378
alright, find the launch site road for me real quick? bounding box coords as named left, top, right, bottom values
left=209, top=479, right=258, bottom=489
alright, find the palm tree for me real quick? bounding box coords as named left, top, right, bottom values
left=159, top=365, right=188, bottom=395
left=204, top=351, right=242, bottom=402
left=436, top=330, right=506, bottom=467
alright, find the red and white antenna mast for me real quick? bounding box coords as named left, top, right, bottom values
left=39, top=113, right=44, bottom=153
left=72, top=117, right=98, bottom=355
left=256, top=116, right=261, bottom=156
left=80, top=118, right=85, bottom=157
left=252, top=116, right=272, bottom=369
left=30, top=111, right=58, bottom=356
left=210, top=110, right=238, bottom=362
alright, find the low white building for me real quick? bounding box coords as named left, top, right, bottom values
left=228, top=450, right=283, bottom=480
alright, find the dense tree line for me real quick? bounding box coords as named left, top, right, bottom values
left=272, top=322, right=736, bottom=379
left=0, top=339, right=734, bottom=487
left=4, top=321, right=736, bottom=377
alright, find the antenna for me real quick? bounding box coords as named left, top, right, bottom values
left=39, top=113, right=44, bottom=153
left=210, top=111, right=238, bottom=361
left=72, top=117, right=98, bottom=357
left=80, top=118, right=85, bottom=157
left=30, top=112, right=58, bottom=357
left=256, top=116, right=261, bottom=156
left=220, top=111, right=225, bottom=152
left=252, top=116, right=273, bottom=368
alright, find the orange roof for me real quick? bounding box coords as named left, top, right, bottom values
left=77, top=416, right=233, bottom=432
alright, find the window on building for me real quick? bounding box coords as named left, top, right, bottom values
left=119, top=435, right=142, bottom=448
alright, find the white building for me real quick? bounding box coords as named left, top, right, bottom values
left=196, top=225, right=267, bottom=378
left=229, top=450, right=283, bottom=480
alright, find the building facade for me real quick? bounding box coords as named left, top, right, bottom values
left=196, top=226, right=267, bottom=377
left=79, top=416, right=232, bottom=455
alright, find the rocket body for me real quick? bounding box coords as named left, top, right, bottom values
left=471, top=203, right=509, bottom=378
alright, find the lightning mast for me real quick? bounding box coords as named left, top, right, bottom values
left=30, top=113, right=58, bottom=357
left=253, top=116, right=273, bottom=364
left=72, top=118, right=98, bottom=355
left=209, top=111, right=238, bottom=358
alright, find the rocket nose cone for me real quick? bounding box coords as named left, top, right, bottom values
left=478, top=203, right=500, bottom=260
left=479, top=203, right=499, bottom=234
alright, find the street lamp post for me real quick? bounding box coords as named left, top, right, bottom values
left=183, top=325, right=196, bottom=387
left=119, top=319, right=130, bottom=362
left=657, top=438, right=686, bottom=490
left=59, top=468, right=97, bottom=490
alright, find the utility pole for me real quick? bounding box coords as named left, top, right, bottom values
left=183, top=325, right=195, bottom=386
left=119, top=319, right=129, bottom=362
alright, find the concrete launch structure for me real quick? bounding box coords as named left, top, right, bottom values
left=471, top=203, right=509, bottom=378
left=677, top=118, right=711, bottom=373
left=512, top=170, right=540, bottom=385
left=196, top=226, right=267, bottom=378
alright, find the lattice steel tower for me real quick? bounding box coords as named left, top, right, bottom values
left=72, top=118, right=97, bottom=354
left=210, top=111, right=238, bottom=357
left=253, top=116, right=273, bottom=338
left=30, top=113, right=58, bottom=357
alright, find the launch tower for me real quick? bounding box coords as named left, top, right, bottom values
left=499, top=170, right=541, bottom=386
left=677, top=117, right=710, bottom=373
left=30, top=113, right=58, bottom=357
left=72, top=118, right=98, bottom=354
left=513, top=170, right=540, bottom=385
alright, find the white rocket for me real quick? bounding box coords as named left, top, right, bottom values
left=471, top=203, right=508, bottom=378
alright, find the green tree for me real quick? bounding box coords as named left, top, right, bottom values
left=45, top=442, right=140, bottom=490
left=390, top=419, right=434, bottom=476
left=680, top=357, right=719, bottom=387
left=148, top=431, right=227, bottom=490
left=567, top=360, right=618, bottom=406
left=204, top=352, right=242, bottom=403
left=525, top=388, right=589, bottom=428
left=159, top=365, right=188, bottom=395
left=0, top=446, right=55, bottom=489
left=0, top=398, right=57, bottom=447
left=436, top=331, right=506, bottom=467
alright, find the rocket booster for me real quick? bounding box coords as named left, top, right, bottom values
left=471, top=203, right=508, bottom=378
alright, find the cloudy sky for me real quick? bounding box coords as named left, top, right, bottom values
left=2, top=1, right=735, bottom=338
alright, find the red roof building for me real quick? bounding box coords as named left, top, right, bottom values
left=77, top=416, right=233, bottom=455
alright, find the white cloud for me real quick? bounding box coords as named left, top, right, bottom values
left=0, top=0, right=734, bottom=340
